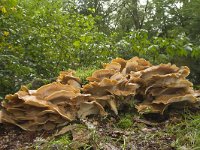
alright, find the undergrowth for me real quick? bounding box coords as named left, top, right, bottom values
left=32, top=110, right=200, bottom=150
left=167, top=111, right=200, bottom=149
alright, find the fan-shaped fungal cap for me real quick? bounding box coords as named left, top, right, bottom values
left=44, top=90, right=78, bottom=101
left=136, top=102, right=167, bottom=114
left=57, top=70, right=81, bottom=83
left=82, top=79, right=117, bottom=96
left=33, top=82, right=80, bottom=99
left=152, top=94, right=197, bottom=105
left=110, top=72, right=126, bottom=81
left=133, top=64, right=179, bottom=81
left=77, top=101, right=107, bottom=118
left=130, top=56, right=149, bottom=63
left=103, top=62, right=121, bottom=71
left=87, top=69, right=116, bottom=82
left=111, top=58, right=127, bottom=71
left=108, top=81, right=139, bottom=96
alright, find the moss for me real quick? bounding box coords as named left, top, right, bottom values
left=75, top=67, right=98, bottom=84
left=117, top=115, right=133, bottom=129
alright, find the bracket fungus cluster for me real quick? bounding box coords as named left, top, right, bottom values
left=0, top=57, right=199, bottom=131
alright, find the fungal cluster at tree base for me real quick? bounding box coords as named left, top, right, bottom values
left=0, top=57, right=199, bottom=131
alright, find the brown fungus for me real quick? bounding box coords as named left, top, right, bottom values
left=0, top=56, right=200, bottom=131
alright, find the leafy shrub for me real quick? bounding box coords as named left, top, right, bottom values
left=26, top=78, right=53, bottom=90
left=1, top=0, right=200, bottom=98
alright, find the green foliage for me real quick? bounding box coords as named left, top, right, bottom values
left=0, top=55, right=35, bottom=96
left=117, top=115, right=133, bottom=129
left=26, top=78, right=53, bottom=90
left=0, top=0, right=114, bottom=97
left=111, top=30, right=200, bottom=84
left=1, top=0, right=200, bottom=98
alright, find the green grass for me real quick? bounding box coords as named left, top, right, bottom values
left=167, top=111, right=200, bottom=149
left=49, top=134, right=71, bottom=146
left=33, top=134, right=72, bottom=150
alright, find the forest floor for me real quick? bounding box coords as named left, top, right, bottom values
left=1, top=108, right=200, bottom=150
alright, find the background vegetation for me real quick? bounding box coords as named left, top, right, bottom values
left=0, top=0, right=200, bottom=97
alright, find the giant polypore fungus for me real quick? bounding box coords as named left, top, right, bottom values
left=0, top=56, right=199, bottom=131
left=56, top=70, right=81, bottom=89
left=130, top=64, right=197, bottom=114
